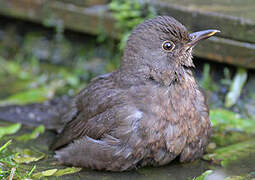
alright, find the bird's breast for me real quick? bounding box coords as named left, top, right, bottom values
left=134, top=76, right=209, bottom=164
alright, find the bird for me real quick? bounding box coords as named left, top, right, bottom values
left=0, top=16, right=219, bottom=171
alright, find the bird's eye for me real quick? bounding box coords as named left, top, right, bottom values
left=162, top=41, right=175, bottom=52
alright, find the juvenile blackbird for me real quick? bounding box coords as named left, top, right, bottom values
left=0, top=16, right=219, bottom=171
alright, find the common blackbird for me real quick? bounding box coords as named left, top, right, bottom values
left=0, top=16, right=219, bottom=171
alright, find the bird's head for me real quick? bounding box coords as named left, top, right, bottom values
left=120, top=16, right=219, bottom=85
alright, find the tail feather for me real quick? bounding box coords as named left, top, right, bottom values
left=0, top=96, right=71, bottom=131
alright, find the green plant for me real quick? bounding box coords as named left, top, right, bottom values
left=109, top=0, right=157, bottom=51
left=225, top=67, right=247, bottom=108
left=0, top=140, right=37, bottom=179
left=200, top=63, right=218, bottom=92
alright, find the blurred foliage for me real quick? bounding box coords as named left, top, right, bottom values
left=0, top=123, right=21, bottom=139
left=13, top=149, right=45, bottom=164
left=203, top=138, right=255, bottom=167
left=225, top=175, right=252, bottom=180
left=97, top=0, right=157, bottom=71
left=0, top=48, right=103, bottom=104
left=225, top=67, right=247, bottom=108
left=33, top=167, right=82, bottom=178
left=0, top=140, right=36, bottom=179
left=0, top=124, right=45, bottom=179
left=220, top=67, right=232, bottom=86
left=200, top=63, right=218, bottom=92
left=192, top=170, right=213, bottom=180
left=0, top=56, right=84, bottom=104
left=210, top=109, right=255, bottom=133
left=109, top=0, right=156, bottom=51
left=53, top=167, right=82, bottom=177
left=32, top=168, right=57, bottom=179
left=0, top=122, right=81, bottom=179
left=16, top=125, right=45, bottom=142
left=210, top=109, right=255, bottom=147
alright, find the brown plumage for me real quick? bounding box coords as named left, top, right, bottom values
left=51, top=16, right=219, bottom=171
left=0, top=16, right=219, bottom=171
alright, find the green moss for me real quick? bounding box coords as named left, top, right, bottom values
left=203, top=139, right=255, bottom=167
left=210, top=109, right=255, bottom=133
left=210, top=108, right=255, bottom=147
left=193, top=170, right=213, bottom=180
left=225, top=175, right=249, bottom=180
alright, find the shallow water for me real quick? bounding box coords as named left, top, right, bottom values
left=1, top=122, right=255, bottom=180
left=3, top=127, right=210, bottom=180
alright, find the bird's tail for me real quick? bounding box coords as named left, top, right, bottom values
left=0, top=97, right=71, bottom=131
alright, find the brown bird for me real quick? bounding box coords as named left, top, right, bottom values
left=0, top=16, right=219, bottom=171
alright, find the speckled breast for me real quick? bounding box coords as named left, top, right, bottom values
left=136, top=75, right=211, bottom=166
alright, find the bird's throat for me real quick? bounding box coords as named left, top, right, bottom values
left=160, top=66, right=192, bottom=87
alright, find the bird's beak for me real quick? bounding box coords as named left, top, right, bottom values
left=186, top=29, right=220, bottom=47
